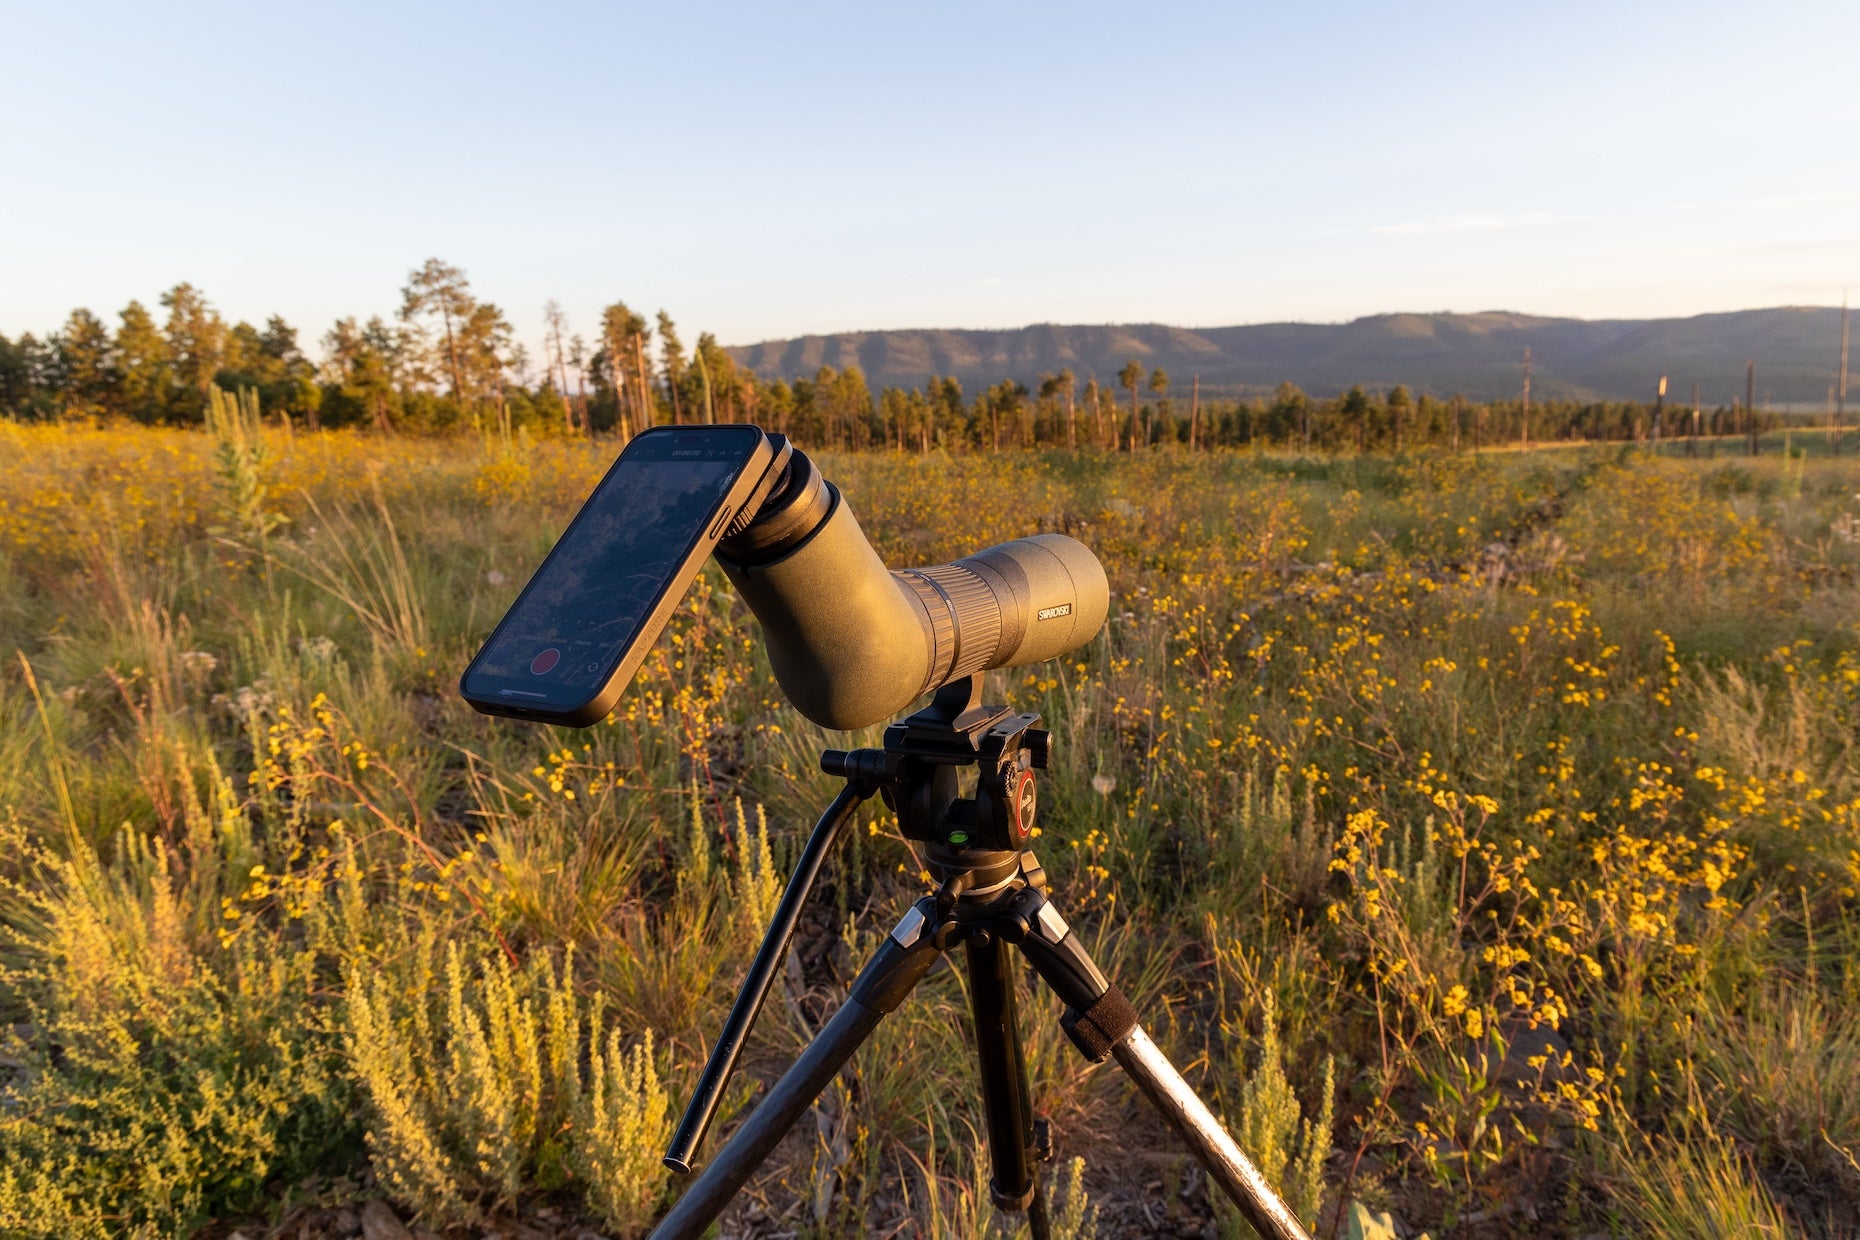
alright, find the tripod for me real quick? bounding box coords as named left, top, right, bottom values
left=650, top=677, right=1311, bottom=1240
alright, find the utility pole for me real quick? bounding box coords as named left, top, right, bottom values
left=1521, top=346, right=1532, bottom=451
left=1746, top=360, right=1758, bottom=456
left=1189, top=374, right=1200, bottom=450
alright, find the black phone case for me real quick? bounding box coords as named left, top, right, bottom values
left=459, top=426, right=779, bottom=727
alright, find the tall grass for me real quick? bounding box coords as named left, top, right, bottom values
left=0, top=421, right=1857, bottom=1235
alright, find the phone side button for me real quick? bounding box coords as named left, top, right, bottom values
left=708, top=507, right=733, bottom=541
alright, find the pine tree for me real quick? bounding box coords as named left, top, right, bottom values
left=1387, top=384, right=1412, bottom=453
left=115, top=299, right=171, bottom=423
left=400, top=259, right=475, bottom=404
left=1339, top=385, right=1372, bottom=453
left=160, top=282, right=227, bottom=422
left=57, top=308, right=117, bottom=416
left=597, top=302, right=650, bottom=439
left=656, top=311, right=687, bottom=423
left=1118, top=359, right=1143, bottom=450
left=1147, top=368, right=1170, bottom=445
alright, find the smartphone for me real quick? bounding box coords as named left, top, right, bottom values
left=460, top=425, right=780, bottom=726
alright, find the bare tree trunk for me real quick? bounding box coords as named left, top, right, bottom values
left=634, top=335, right=655, bottom=429
left=550, top=322, right=574, bottom=434
left=1659, top=381, right=1674, bottom=459
left=1189, top=375, right=1200, bottom=450
left=1521, top=347, right=1532, bottom=452
left=1838, top=295, right=1849, bottom=456
left=610, top=351, right=630, bottom=444
left=1690, top=383, right=1700, bottom=457
left=1747, top=360, right=1758, bottom=455
left=441, top=308, right=464, bottom=406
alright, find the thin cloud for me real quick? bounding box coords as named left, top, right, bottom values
left=1327, top=210, right=1578, bottom=238
left=1670, top=189, right=1860, bottom=215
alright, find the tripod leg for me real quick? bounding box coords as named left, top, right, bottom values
left=963, top=934, right=1049, bottom=1239
left=648, top=899, right=943, bottom=1240
left=665, top=779, right=872, bottom=1172
left=1010, top=889, right=1313, bottom=1240
left=1112, top=1026, right=1312, bottom=1240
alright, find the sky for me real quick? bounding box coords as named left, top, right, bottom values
left=3, top=0, right=1857, bottom=361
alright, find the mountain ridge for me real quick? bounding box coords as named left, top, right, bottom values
left=726, top=307, right=1851, bottom=405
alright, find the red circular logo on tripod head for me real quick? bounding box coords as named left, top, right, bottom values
left=1008, top=767, right=1037, bottom=844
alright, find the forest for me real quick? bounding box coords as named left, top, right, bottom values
left=0, top=260, right=1826, bottom=454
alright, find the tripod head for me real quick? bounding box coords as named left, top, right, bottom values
left=824, top=674, right=1048, bottom=862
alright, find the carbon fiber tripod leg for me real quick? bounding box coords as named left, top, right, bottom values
left=647, top=901, right=943, bottom=1240
left=964, top=933, right=1050, bottom=1239
left=1011, top=887, right=1314, bottom=1240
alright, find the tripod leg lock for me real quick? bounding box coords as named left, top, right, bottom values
left=991, top=1180, right=1038, bottom=1211
left=850, top=898, right=943, bottom=1012
left=1059, top=985, right=1139, bottom=1063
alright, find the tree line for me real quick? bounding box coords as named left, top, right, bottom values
left=0, top=259, right=1803, bottom=452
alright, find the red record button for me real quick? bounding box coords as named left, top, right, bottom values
left=530, top=648, right=562, bottom=675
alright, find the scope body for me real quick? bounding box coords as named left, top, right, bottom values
left=719, top=450, right=1108, bottom=731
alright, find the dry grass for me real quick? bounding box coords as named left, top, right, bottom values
left=1, top=421, right=1858, bottom=1236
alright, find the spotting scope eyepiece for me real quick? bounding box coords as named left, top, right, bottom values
left=719, top=446, right=1110, bottom=731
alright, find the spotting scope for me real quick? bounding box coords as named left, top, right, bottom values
left=717, top=445, right=1107, bottom=729
left=458, top=427, right=1109, bottom=731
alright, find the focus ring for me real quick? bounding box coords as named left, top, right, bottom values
left=896, top=572, right=957, bottom=692
left=902, top=563, right=1003, bottom=685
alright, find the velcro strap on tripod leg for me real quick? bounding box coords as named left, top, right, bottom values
left=1060, top=986, right=1138, bottom=1063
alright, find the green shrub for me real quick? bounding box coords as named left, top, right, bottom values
left=345, top=941, right=670, bottom=1232
left=1216, top=992, right=1334, bottom=1239
left=0, top=814, right=356, bottom=1237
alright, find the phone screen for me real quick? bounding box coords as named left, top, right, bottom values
left=462, top=426, right=763, bottom=715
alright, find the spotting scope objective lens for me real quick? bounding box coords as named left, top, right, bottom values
left=718, top=445, right=1110, bottom=731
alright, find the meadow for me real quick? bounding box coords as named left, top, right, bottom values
left=1, top=415, right=1858, bottom=1239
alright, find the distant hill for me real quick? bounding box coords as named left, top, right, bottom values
left=727, top=307, right=1852, bottom=406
